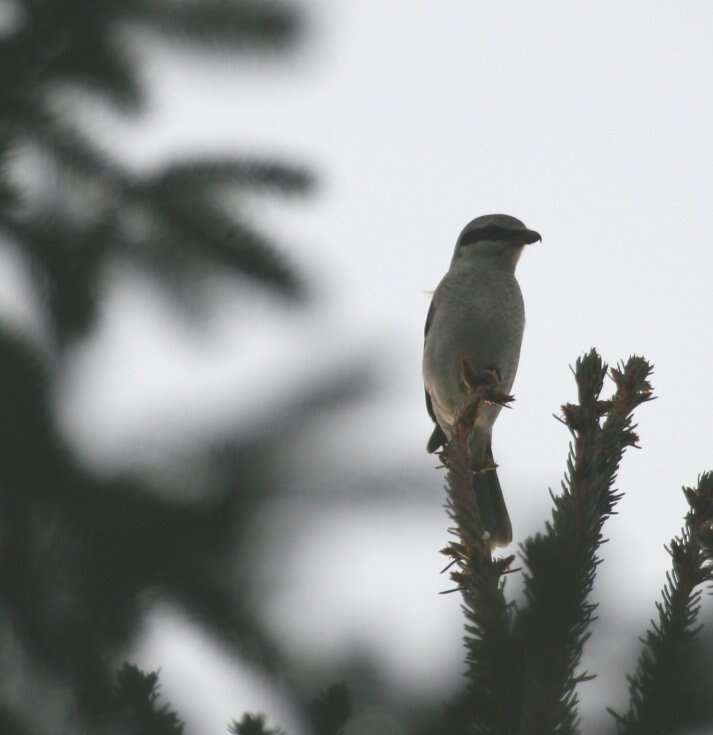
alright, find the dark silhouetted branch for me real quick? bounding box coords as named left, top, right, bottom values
left=112, top=664, right=184, bottom=735
left=514, top=352, right=654, bottom=735
left=439, top=382, right=518, bottom=735
left=137, top=1, right=301, bottom=51
left=684, top=471, right=713, bottom=563
left=308, top=683, right=351, bottom=735
left=229, top=713, right=286, bottom=735
left=610, top=474, right=713, bottom=735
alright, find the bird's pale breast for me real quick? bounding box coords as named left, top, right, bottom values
left=423, top=263, right=524, bottom=432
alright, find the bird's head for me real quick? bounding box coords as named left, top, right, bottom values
left=451, top=213, right=541, bottom=268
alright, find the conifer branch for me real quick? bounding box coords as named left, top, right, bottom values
left=683, top=471, right=713, bottom=563
left=308, top=684, right=351, bottom=735
left=149, top=158, right=314, bottom=199
left=112, top=663, right=184, bottom=734
left=0, top=3, right=310, bottom=345
left=138, top=1, right=301, bottom=51
left=514, top=351, right=654, bottom=735
left=439, top=385, right=518, bottom=735
left=0, top=705, right=31, bottom=735
left=610, top=475, right=713, bottom=734
left=229, top=713, right=286, bottom=735
left=141, top=192, right=304, bottom=299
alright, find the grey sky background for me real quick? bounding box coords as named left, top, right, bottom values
left=4, top=2, right=711, bottom=733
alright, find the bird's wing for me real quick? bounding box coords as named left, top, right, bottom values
left=424, top=298, right=447, bottom=452
left=424, top=299, right=441, bottom=419
left=423, top=299, right=437, bottom=422
left=425, top=389, right=438, bottom=425
left=424, top=298, right=435, bottom=339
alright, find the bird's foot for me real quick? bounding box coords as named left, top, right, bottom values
left=461, top=361, right=501, bottom=394
left=453, top=360, right=514, bottom=440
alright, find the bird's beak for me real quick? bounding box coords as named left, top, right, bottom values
left=520, top=229, right=541, bottom=245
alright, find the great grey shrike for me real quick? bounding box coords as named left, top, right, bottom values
left=422, top=214, right=540, bottom=547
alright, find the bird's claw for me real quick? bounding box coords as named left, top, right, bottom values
left=454, top=359, right=514, bottom=440
left=461, top=360, right=501, bottom=391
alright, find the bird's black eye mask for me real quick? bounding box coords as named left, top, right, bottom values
left=458, top=225, right=516, bottom=247
left=458, top=225, right=541, bottom=248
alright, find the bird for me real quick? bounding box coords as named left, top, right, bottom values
left=422, top=213, right=540, bottom=547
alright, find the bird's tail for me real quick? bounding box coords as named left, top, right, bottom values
left=472, top=439, right=512, bottom=548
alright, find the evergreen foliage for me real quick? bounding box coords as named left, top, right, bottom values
left=0, top=2, right=712, bottom=734
left=0, top=0, right=310, bottom=348
left=439, top=385, right=518, bottom=734
left=684, top=472, right=713, bottom=562
left=307, top=684, right=351, bottom=735
left=439, top=352, right=713, bottom=735
left=111, top=663, right=184, bottom=735
left=0, top=0, right=323, bottom=732
left=610, top=509, right=713, bottom=733
left=229, top=713, right=285, bottom=735
left=514, top=353, right=654, bottom=734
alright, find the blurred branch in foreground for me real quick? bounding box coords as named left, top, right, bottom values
left=0, top=1, right=364, bottom=733
left=0, top=0, right=311, bottom=347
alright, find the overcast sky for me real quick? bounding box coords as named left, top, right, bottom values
left=18, top=2, right=713, bottom=733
